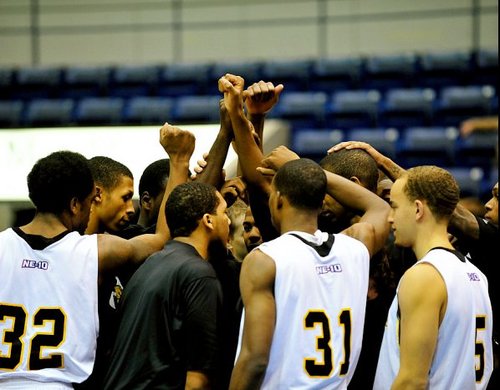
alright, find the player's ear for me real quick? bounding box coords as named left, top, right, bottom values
left=276, top=191, right=284, bottom=210
left=140, top=191, right=152, bottom=210
left=94, top=186, right=103, bottom=204
left=415, top=199, right=424, bottom=220
left=202, top=213, right=214, bottom=230
left=69, top=197, right=79, bottom=215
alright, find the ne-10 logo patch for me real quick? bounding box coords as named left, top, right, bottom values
left=467, top=272, right=481, bottom=282
left=316, top=264, right=342, bottom=275
left=21, top=259, right=49, bottom=270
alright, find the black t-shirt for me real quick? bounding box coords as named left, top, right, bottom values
left=103, top=240, right=222, bottom=390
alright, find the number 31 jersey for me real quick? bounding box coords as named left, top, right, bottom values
left=257, top=230, right=369, bottom=390
left=0, top=227, right=99, bottom=387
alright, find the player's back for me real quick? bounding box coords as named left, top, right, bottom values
left=257, top=230, right=370, bottom=389
left=0, top=227, right=99, bottom=389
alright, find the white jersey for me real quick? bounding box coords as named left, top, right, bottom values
left=237, top=230, right=370, bottom=390
left=374, top=248, right=493, bottom=390
left=0, top=228, right=99, bottom=388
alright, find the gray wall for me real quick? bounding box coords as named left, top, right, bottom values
left=0, top=0, right=497, bottom=67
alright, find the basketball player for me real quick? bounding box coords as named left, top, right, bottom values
left=373, top=166, right=493, bottom=389
left=0, top=124, right=194, bottom=389
left=230, top=158, right=390, bottom=389
left=103, top=181, right=230, bottom=389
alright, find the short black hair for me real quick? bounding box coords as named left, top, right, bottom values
left=319, top=148, right=379, bottom=193
left=138, top=158, right=170, bottom=198
left=166, top=181, right=220, bottom=238
left=27, top=150, right=94, bottom=214
left=274, top=158, right=326, bottom=211
left=88, top=156, right=133, bottom=190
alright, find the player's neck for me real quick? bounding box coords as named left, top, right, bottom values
left=20, top=212, right=69, bottom=238
left=414, top=223, right=453, bottom=260
left=174, top=234, right=209, bottom=260
left=280, top=209, right=318, bottom=235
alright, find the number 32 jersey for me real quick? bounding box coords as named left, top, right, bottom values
left=0, top=227, right=99, bottom=387
left=250, top=230, right=369, bottom=389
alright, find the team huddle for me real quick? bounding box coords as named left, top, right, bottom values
left=0, top=74, right=497, bottom=389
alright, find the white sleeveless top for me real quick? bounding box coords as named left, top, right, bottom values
left=374, top=248, right=493, bottom=390
left=237, top=230, right=370, bottom=390
left=0, top=228, right=99, bottom=387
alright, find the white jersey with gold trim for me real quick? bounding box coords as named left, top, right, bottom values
left=0, top=228, right=99, bottom=387
left=373, top=248, right=493, bottom=390
left=238, top=230, right=370, bottom=390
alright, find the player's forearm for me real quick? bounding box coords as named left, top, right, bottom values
left=247, top=113, right=265, bottom=152
left=230, top=110, right=269, bottom=193
left=229, top=358, right=267, bottom=390
left=448, top=202, right=480, bottom=240
left=196, top=129, right=232, bottom=190
left=155, top=159, right=190, bottom=240
left=325, top=170, right=390, bottom=251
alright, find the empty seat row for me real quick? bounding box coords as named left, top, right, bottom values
left=0, top=49, right=497, bottom=101
left=271, top=86, right=497, bottom=128
left=0, top=96, right=224, bottom=127
left=1, top=85, right=496, bottom=129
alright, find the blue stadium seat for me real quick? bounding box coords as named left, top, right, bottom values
left=446, top=166, right=485, bottom=198
left=124, top=97, right=174, bottom=125
left=455, top=131, right=498, bottom=169
left=63, top=66, right=111, bottom=98
left=25, top=99, right=74, bottom=127
left=291, top=128, right=344, bottom=158
left=0, top=101, right=23, bottom=127
left=261, top=59, right=312, bottom=92
left=172, top=95, right=221, bottom=123
left=397, top=126, right=458, bottom=167
left=13, top=66, right=63, bottom=99
left=310, top=56, right=363, bottom=92
left=364, top=53, right=417, bottom=91
left=418, top=51, right=473, bottom=88
left=208, top=60, right=262, bottom=94
left=158, top=63, right=212, bottom=97
left=275, top=92, right=328, bottom=129
left=347, top=128, right=400, bottom=159
left=75, top=97, right=124, bottom=125
left=109, top=65, right=160, bottom=97
left=472, top=49, right=498, bottom=86
left=434, top=85, right=495, bottom=126
left=0, top=68, right=15, bottom=99
left=327, top=90, right=381, bottom=129
left=379, top=88, right=435, bottom=127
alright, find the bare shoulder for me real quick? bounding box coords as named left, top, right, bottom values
left=241, top=249, right=276, bottom=287
left=399, top=262, right=446, bottom=304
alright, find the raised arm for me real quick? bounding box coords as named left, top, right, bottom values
left=195, top=99, right=234, bottom=190
left=229, top=249, right=276, bottom=390
left=219, top=74, right=270, bottom=194
left=245, top=80, right=284, bottom=152
left=324, top=170, right=390, bottom=256
left=97, top=124, right=195, bottom=274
